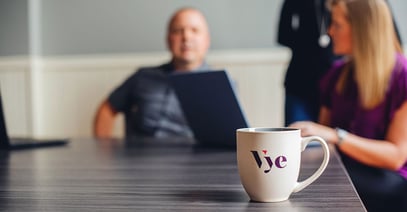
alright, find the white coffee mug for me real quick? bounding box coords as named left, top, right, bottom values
left=236, top=127, right=330, bottom=202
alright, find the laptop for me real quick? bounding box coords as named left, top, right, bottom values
left=169, top=70, right=249, bottom=148
left=0, top=90, right=68, bottom=150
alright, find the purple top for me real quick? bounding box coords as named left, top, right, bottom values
left=320, top=54, right=407, bottom=179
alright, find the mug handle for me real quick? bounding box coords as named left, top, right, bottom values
left=292, top=136, right=330, bottom=193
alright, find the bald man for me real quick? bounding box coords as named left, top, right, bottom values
left=94, top=8, right=211, bottom=139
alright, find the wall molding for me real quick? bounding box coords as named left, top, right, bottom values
left=2, top=48, right=290, bottom=72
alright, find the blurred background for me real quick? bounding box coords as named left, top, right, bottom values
left=0, top=0, right=406, bottom=138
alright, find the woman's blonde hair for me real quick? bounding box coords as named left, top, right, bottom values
left=328, top=0, right=402, bottom=109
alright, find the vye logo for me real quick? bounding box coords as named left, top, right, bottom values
left=251, top=150, right=287, bottom=173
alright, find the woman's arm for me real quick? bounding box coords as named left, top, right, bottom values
left=291, top=101, right=407, bottom=171
left=318, top=106, right=331, bottom=126
left=338, top=101, right=407, bottom=170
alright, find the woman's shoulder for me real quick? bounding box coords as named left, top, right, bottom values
left=389, top=54, right=407, bottom=95
left=392, top=54, right=407, bottom=79
left=320, top=58, right=347, bottom=84
left=396, top=53, right=407, bottom=71
left=332, top=59, right=348, bottom=70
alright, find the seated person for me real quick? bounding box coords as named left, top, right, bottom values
left=290, top=0, right=407, bottom=211
left=93, top=7, right=211, bottom=139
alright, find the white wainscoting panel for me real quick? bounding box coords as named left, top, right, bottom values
left=0, top=57, right=31, bottom=136
left=0, top=48, right=290, bottom=138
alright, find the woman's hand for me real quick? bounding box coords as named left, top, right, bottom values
left=289, top=121, right=338, bottom=144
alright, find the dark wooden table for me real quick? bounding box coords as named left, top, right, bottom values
left=0, top=137, right=366, bottom=211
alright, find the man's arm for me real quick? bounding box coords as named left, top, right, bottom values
left=93, top=99, right=118, bottom=139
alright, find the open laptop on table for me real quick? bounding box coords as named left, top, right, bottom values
left=0, top=90, right=68, bottom=150
left=169, top=70, right=249, bottom=148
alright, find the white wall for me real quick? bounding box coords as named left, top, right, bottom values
left=0, top=48, right=290, bottom=138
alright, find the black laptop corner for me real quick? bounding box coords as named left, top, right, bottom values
left=0, top=89, right=68, bottom=150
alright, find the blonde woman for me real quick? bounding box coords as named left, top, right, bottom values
left=290, top=0, right=407, bottom=211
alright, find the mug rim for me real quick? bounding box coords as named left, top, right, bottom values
left=236, top=127, right=299, bottom=133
